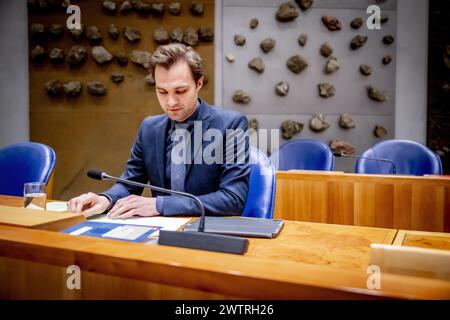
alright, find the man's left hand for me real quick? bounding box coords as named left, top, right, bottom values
left=107, top=195, right=160, bottom=219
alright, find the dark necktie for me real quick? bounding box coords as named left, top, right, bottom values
left=170, top=122, right=191, bottom=192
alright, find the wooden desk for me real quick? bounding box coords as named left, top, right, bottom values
left=393, top=230, right=450, bottom=251
left=274, top=171, right=450, bottom=232
left=1, top=196, right=449, bottom=299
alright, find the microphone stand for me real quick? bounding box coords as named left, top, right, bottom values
left=333, top=152, right=397, bottom=174
left=88, top=170, right=249, bottom=254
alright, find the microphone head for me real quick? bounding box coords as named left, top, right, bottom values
left=87, top=169, right=104, bottom=180
left=333, top=152, right=343, bottom=157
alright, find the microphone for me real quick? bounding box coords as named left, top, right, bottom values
left=333, top=152, right=397, bottom=174
left=87, top=169, right=249, bottom=254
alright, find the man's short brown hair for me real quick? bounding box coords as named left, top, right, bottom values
left=150, top=43, right=205, bottom=83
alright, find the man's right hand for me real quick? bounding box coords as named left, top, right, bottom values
left=67, top=192, right=111, bottom=217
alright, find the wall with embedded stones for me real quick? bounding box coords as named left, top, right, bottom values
left=216, top=0, right=428, bottom=173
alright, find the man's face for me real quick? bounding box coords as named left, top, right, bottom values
left=155, top=60, right=203, bottom=122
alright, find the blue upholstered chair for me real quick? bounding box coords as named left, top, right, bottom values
left=0, top=142, right=56, bottom=196
left=355, top=139, right=442, bottom=176
left=241, top=146, right=276, bottom=219
left=269, top=139, right=334, bottom=171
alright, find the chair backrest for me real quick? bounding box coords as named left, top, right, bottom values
left=269, top=139, right=334, bottom=171
left=241, top=146, right=276, bottom=219
left=355, top=139, right=443, bottom=175
left=0, top=142, right=56, bottom=196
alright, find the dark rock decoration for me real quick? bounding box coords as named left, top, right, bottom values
left=183, top=27, right=199, bottom=46
left=325, top=57, right=339, bottom=74
left=31, top=45, right=47, bottom=63
left=151, top=3, right=165, bottom=16
left=86, top=26, right=103, bottom=43
left=232, top=90, right=251, bottom=104
left=67, top=45, right=88, bottom=66
left=234, top=35, right=246, bottom=46
left=309, top=114, right=330, bottom=132
left=296, top=0, right=313, bottom=11
left=275, top=81, right=289, bottom=96
left=250, top=18, right=259, bottom=29
left=145, top=73, right=155, bottom=85
left=87, top=81, right=107, bottom=96
left=281, top=120, right=303, bottom=140
left=248, top=57, right=265, bottom=73
left=367, top=85, right=388, bottom=102
left=45, top=80, right=63, bottom=97
left=30, top=23, right=46, bottom=40
left=382, top=55, right=392, bottom=65
left=189, top=1, right=204, bottom=16
left=199, top=27, right=214, bottom=42
left=130, top=50, right=152, bottom=69
left=248, top=118, right=259, bottom=131
left=276, top=2, right=299, bottom=22
left=153, top=27, right=170, bottom=44
left=381, top=14, right=389, bottom=24
left=350, top=17, right=363, bottom=29
left=322, top=15, right=342, bottom=31
left=108, top=24, right=119, bottom=40
left=92, top=46, right=113, bottom=64
left=225, top=54, right=235, bottom=63
left=115, top=51, right=129, bottom=66
left=69, top=24, right=84, bottom=40
left=102, top=0, right=117, bottom=13
left=120, top=1, right=133, bottom=13
left=111, top=72, right=125, bottom=83
left=383, top=35, right=395, bottom=45
left=339, top=113, right=355, bottom=129
left=134, top=1, right=152, bottom=16
left=318, top=83, right=335, bottom=98
left=374, top=125, right=388, bottom=138
left=350, top=35, right=368, bottom=50
left=329, top=139, right=356, bottom=155
left=48, top=24, right=64, bottom=38
left=444, top=45, right=450, bottom=69
left=287, top=55, right=308, bottom=74
left=298, top=34, right=307, bottom=47
left=123, top=26, right=141, bottom=43
left=63, top=81, right=82, bottom=97
left=320, top=42, right=333, bottom=57
left=170, top=27, right=183, bottom=43
left=359, top=64, right=372, bottom=76
left=49, top=48, right=65, bottom=64
left=260, top=37, right=276, bottom=53
left=168, top=2, right=181, bottom=15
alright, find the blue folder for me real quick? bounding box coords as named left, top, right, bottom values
left=61, top=221, right=161, bottom=243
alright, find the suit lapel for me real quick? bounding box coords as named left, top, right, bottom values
left=186, top=99, right=211, bottom=178
left=153, top=116, right=170, bottom=188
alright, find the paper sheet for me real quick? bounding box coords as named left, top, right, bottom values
left=91, top=215, right=191, bottom=232
left=46, top=201, right=68, bottom=212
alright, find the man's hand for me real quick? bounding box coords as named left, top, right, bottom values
left=67, top=192, right=111, bottom=217
left=107, top=195, right=160, bottom=219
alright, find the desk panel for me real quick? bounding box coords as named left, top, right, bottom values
left=274, top=171, right=450, bottom=232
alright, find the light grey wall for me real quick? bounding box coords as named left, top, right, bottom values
left=395, top=0, right=428, bottom=143
left=0, top=1, right=29, bottom=147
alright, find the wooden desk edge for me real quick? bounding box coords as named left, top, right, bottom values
left=0, top=225, right=449, bottom=300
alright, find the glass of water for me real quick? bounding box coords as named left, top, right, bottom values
left=23, top=182, right=47, bottom=210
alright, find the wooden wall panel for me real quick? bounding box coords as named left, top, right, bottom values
left=274, top=171, right=450, bottom=232
left=28, top=0, right=215, bottom=200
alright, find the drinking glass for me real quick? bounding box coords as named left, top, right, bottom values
left=23, top=182, right=47, bottom=210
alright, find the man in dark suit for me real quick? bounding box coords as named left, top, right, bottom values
left=68, top=43, right=250, bottom=218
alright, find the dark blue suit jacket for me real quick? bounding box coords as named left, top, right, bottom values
left=102, top=100, right=250, bottom=216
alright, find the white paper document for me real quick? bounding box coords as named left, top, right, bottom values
left=102, top=225, right=154, bottom=241
left=46, top=201, right=68, bottom=212
left=91, top=215, right=191, bottom=232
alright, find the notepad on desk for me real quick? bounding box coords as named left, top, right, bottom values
left=182, top=217, right=285, bottom=238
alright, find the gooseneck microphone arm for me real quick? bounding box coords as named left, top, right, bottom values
left=87, top=170, right=206, bottom=232
left=86, top=169, right=249, bottom=254
left=333, top=152, right=397, bottom=174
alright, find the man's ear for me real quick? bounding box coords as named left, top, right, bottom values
left=196, top=76, right=204, bottom=90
